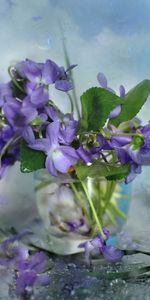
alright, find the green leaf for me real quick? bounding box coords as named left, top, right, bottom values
left=75, top=160, right=130, bottom=181
left=81, top=87, right=122, bottom=131
left=112, top=79, right=150, bottom=126
left=20, top=142, right=46, bottom=173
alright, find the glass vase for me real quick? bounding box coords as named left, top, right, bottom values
left=34, top=169, right=129, bottom=255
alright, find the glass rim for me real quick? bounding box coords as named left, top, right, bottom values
left=34, top=168, right=108, bottom=184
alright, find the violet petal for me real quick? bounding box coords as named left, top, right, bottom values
left=30, top=86, right=49, bottom=107
left=46, top=121, right=60, bottom=145
left=102, top=245, right=124, bottom=262
left=45, top=155, right=58, bottom=176
left=119, top=85, right=126, bottom=98
left=109, top=105, right=121, bottom=119
left=97, top=72, right=107, bottom=88
left=55, top=80, right=73, bottom=92
left=42, top=59, right=59, bottom=84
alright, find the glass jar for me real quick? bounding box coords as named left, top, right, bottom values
left=33, top=169, right=129, bottom=255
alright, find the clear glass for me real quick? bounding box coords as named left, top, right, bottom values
left=34, top=169, right=129, bottom=255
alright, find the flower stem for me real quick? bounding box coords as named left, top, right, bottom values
left=110, top=202, right=127, bottom=220
left=71, top=88, right=81, bottom=120
left=8, top=66, right=26, bottom=94
left=108, top=132, right=144, bottom=138
left=70, top=181, right=92, bottom=225
left=80, top=130, right=143, bottom=139
left=102, top=181, right=116, bottom=215
left=0, top=135, right=20, bottom=167
left=60, top=29, right=81, bottom=119
left=67, top=93, right=74, bottom=114
left=81, top=181, right=105, bottom=239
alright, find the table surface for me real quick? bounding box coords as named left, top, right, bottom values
left=1, top=252, right=150, bottom=300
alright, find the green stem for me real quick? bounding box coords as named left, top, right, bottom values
left=70, top=182, right=84, bottom=207
left=81, top=181, right=105, bottom=239
left=80, top=130, right=143, bottom=139
left=69, top=182, right=91, bottom=226
left=0, top=135, right=19, bottom=166
left=59, top=26, right=81, bottom=119
left=102, top=181, right=115, bottom=215
left=106, top=209, right=118, bottom=226
left=67, top=93, right=74, bottom=114
left=110, top=202, right=127, bottom=220
left=109, top=132, right=144, bottom=138
left=8, top=66, right=25, bottom=94
left=71, top=88, right=81, bottom=120
left=0, top=118, right=5, bottom=128
left=48, top=100, right=60, bottom=111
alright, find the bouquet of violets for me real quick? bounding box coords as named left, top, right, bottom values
left=1, top=56, right=150, bottom=266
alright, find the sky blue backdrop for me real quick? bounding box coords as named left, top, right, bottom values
left=0, top=0, right=150, bottom=101
left=0, top=0, right=149, bottom=245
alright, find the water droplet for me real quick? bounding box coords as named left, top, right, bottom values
left=67, top=263, right=77, bottom=270
left=71, top=289, right=75, bottom=296
left=37, top=36, right=53, bottom=51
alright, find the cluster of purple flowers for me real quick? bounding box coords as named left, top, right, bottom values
left=0, top=233, right=50, bottom=296
left=97, top=72, right=150, bottom=182
left=92, top=124, right=150, bottom=184
left=29, top=111, right=79, bottom=176
left=79, top=228, right=124, bottom=265
left=0, top=59, right=150, bottom=184
left=0, top=125, right=19, bottom=178
left=0, top=58, right=78, bottom=177
left=1, top=58, right=150, bottom=285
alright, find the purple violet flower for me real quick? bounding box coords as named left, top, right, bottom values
left=0, top=82, right=12, bottom=107
left=3, top=97, right=36, bottom=143
left=0, top=125, right=19, bottom=178
left=29, top=85, right=49, bottom=108
left=16, top=59, right=44, bottom=83
left=0, top=125, right=14, bottom=151
left=0, top=234, right=29, bottom=266
left=97, top=72, right=126, bottom=119
left=22, top=84, right=49, bottom=110
left=0, top=234, right=50, bottom=296
left=109, top=105, right=122, bottom=119
left=119, top=85, right=126, bottom=98
left=109, top=126, right=150, bottom=183
left=0, top=156, right=17, bottom=178
left=77, top=145, right=92, bottom=164
left=97, top=73, right=115, bottom=94
left=67, top=219, right=90, bottom=236
left=46, top=106, right=78, bottom=144
left=16, top=58, right=77, bottom=92
left=125, top=132, right=149, bottom=164
left=0, top=233, right=50, bottom=296
left=16, top=252, right=50, bottom=295
left=101, top=245, right=124, bottom=263
left=125, top=163, right=142, bottom=184
left=29, top=121, right=79, bottom=176
left=1, top=125, right=14, bottom=142
left=97, top=134, right=112, bottom=150
left=54, top=65, right=77, bottom=92
left=78, top=228, right=124, bottom=264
